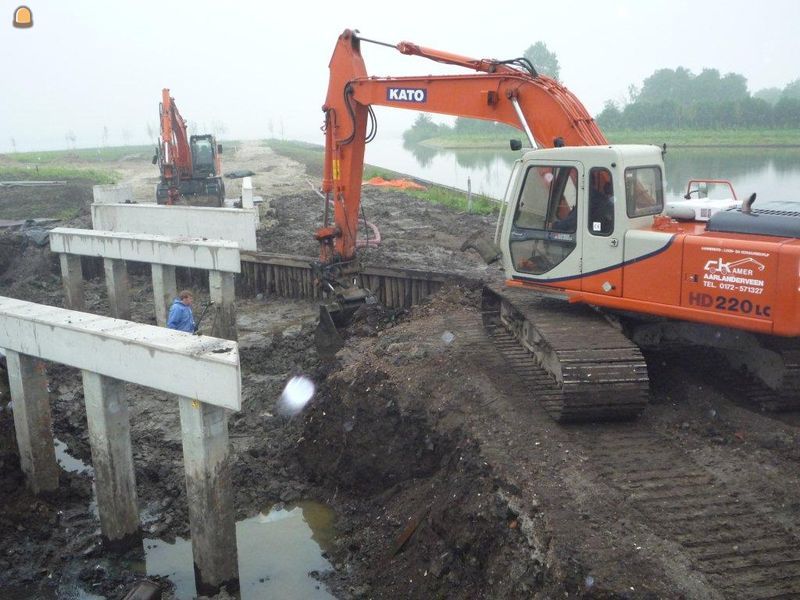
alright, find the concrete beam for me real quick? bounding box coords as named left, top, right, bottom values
left=6, top=350, right=59, bottom=493
left=59, top=253, right=85, bottom=311
left=50, top=228, right=241, bottom=273
left=104, top=258, right=131, bottom=320
left=151, top=264, right=177, bottom=327
left=93, top=184, right=133, bottom=205
left=0, top=297, right=241, bottom=410
left=82, top=371, right=140, bottom=549
left=91, top=204, right=258, bottom=252
left=209, top=271, right=237, bottom=342
left=179, top=397, right=239, bottom=594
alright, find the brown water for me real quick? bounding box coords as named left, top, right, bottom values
left=142, top=501, right=336, bottom=599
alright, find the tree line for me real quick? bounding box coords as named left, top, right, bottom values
left=597, top=68, right=800, bottom=130
left=403, top=42, right=800, bottom=141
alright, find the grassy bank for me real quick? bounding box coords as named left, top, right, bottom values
left=0, top=165, right=118, bottom=184
left=416, top=129, right=800, bottom=148
left=604, top=129, right=800, bottom=146
left=4, top=145, right=153, bottom=164
left=265, top=139, right=498, bottom=215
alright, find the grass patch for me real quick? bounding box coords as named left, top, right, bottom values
left=4, top=145, right=153, bottom=164
left=265, top=139, right=498, bottom=214
left=603, top=129, right=800, bottom=147
left=413, top=129, right=800, bottom=148
left=407, top=186, right=497, bottom=215
left=263, top=139, right=325, bottom=177
left=0, top=165, right=118, bottom=184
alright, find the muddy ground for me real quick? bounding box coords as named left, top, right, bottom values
left=1, top=143, right=799, bottom=599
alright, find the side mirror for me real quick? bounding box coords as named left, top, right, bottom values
left=151, top=154, right=158, bottom=165
left=217, top=144, right=223, bottom=154
left=509, top=139, right=522, bottom=151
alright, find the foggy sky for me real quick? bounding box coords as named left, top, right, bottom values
left=2, top=0, right=799, bottom=153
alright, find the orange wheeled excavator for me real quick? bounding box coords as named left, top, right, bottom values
left=315, top=29, right=800, bottom=421
left=153, top=88, right=225, bottom=206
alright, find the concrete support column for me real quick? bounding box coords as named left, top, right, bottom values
left=151, top=264, right=177, bottom=327
left=6, top=350, right=59, bottom=494
left=209, top=270, right=237, bottom=341
left=59, top=253, right=85, bottom=311
left=103, top=258, right=131, bottom=320
left=241, top=177, right=254, bottom=209
left=178, top=397, right=239, bottom=596
left=82, top=371, right=141, bottom=550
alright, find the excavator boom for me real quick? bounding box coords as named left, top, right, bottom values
left=318, top=29, right=606, bottom=266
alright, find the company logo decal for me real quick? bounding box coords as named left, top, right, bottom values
left=387, top=88, right=427, bottom=103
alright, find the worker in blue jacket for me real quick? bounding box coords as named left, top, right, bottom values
left=167, top=290, right=196, bottom=333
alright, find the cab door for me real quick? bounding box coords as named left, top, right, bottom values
left=506, top=160, right=584, bottom=289
left=581, top=167, right=623, bottom=297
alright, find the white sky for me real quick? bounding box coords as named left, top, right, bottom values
left=2, top=0, right=799, bottom=152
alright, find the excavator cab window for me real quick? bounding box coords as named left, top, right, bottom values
left=510, top=165, right=578, bottom=275
left=588, top=168, right=615, bottom=236
left=191, top=138, right=215, bottom=176
left=625, top=166, right=663, bottom=217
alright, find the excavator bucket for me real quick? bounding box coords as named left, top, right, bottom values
left=315, top=304, right=344, bottom=358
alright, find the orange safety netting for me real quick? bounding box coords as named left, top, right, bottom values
left=363, top=177, right=426, bottom=190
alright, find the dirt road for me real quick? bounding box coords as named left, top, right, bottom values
left=0, top=143, right=799, bottom=599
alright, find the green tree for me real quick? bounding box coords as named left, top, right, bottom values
left=781, top=79, right=800, bottom=100
left=523, top=41, right=560, bottom=80
left=637, top=67, right=693, bottom=104
left=754, top=87, right=782, bottom=105
left=596, top=101, right=623, bottom=129
left=403, top=113, right=445, bottom=144
left=774, top=97, right=800, bottom=127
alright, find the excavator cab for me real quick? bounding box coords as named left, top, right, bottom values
left=190, top=135, right=219, bottom=177
left=500, top=145, right=666, bottom=294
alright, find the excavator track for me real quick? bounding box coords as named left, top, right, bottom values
left=482, top=283, right=649, bottom=422
left=709, top=346, right=800, bottom=413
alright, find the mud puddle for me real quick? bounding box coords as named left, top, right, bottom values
left=141, top=501, right=336, bottom=599
left=54, top=438, right=93, bottom=475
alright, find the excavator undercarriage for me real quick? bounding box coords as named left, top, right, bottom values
left=482, top=284, right=650, bottom=422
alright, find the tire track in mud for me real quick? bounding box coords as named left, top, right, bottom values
left=469, top=311, right=800, bottom=600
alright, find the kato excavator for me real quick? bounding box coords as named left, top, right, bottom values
left=314, top=29, right=800, bottom=422
left=153, top=88, right=225, bottom=206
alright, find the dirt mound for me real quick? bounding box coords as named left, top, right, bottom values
left=299, top=369, right=449, bottom=494
left=294, top=286, right=554, bottom=599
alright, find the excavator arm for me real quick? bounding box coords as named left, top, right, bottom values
left=317, top=29, right=607, bottom=265
left=157, top=88, right=193, bottom=203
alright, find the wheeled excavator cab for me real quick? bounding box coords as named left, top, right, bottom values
left=190, top=135, right=218, bottom=177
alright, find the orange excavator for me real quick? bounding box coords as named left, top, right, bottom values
left=315, top=29, right=800, bottom=421
left=153, top=88, right=225, bottom=206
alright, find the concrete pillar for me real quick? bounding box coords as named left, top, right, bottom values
left=151, top=264, right=177, bottom=327
left=209, top=270, right=237, bottom=341
left=241, top=177, right=254, bottom=209
left=82, top=371, right=141, bottom=550
left=103, top=258, right=131, bottom=320
left=59, top=253, right=85, bottom=311
left=93, top=184, right=133, bottom=204
left=178, top=397, right=239, bottom=596
left=6, top=350, right=59, bottom=494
